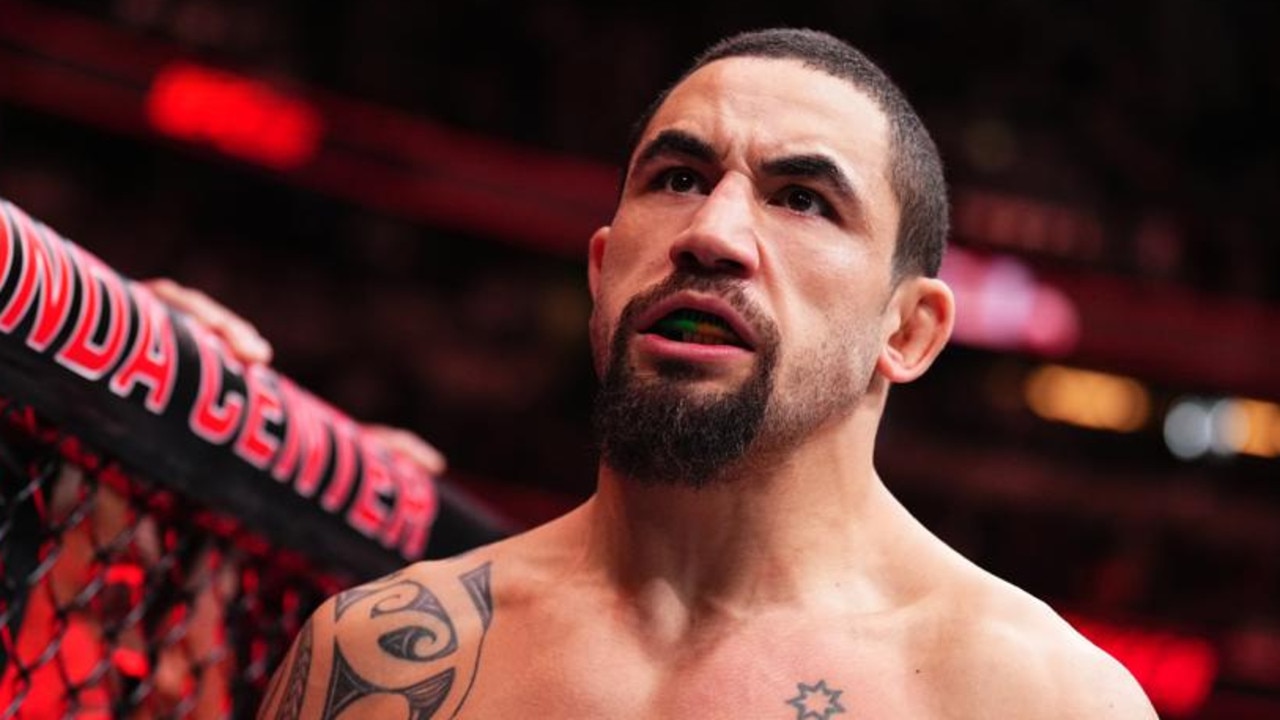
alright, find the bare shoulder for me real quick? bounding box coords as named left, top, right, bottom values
left=927, top=569, right=1156, bottom=720
left=256, top=552, right=498, bottom=720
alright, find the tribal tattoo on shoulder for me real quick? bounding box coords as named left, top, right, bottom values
left=259, top=620, right=314, bottom=720
left=281, top=561, right=494, bottom=720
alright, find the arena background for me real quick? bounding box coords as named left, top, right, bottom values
left=0, top=0, right=1277, bottom=717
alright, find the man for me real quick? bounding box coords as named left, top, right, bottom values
left=249, top=28, right=1155, bottom=719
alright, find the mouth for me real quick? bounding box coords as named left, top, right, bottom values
left=643, top=308, right=748, bottom=347
left=635, top=295, right=757, bottom=351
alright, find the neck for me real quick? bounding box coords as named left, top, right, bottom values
left=578, top=407, right=920, bottom=634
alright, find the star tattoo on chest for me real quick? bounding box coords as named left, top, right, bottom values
left=786, top=679, right=847, bottom=720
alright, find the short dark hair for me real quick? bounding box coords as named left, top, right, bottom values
left=623, top=28, right=947, bottom=278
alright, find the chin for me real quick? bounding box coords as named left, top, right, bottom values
left=639, top=355, right=752, bottom=384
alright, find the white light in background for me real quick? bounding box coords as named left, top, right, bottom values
left=1163, top=398, right=1213, bottom=460
left=1163, top=396, right=1280, bottom=460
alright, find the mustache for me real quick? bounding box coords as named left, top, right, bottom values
left=614, top=272, right=771, bottom=341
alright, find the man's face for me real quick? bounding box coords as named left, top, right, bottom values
left=589, top=56, right=903, bottom=487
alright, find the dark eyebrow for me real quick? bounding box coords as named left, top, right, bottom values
left=632, top=129, right=718, bottom=171
left=761, top=154, right=858, bottom=203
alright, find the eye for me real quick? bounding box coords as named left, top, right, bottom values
left=654, top=167, right=704, bottom=195
left=774, top=186, right=830, bottom=217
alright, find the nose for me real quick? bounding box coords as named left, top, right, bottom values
left=668, top=173, right=761, bottom=277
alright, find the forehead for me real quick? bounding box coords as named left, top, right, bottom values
left=641, top=57, right=893, bottom=192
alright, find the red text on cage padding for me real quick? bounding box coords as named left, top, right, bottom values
left=0, top=198, right=435, bottom=561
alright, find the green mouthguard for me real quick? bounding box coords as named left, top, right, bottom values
left=653, top=315, right=737, bottom=343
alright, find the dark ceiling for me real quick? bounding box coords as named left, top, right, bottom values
left=210, top=0, right=1280, bottom=297
left=13, top=0, right=1280, bottom=298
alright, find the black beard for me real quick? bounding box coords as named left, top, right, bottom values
left=591, top=274, right=780, bottom=489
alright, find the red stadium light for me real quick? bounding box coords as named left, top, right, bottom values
left=145, top=62, right=323, bottom=169
left=1070, top=616, right=1219, bottom=717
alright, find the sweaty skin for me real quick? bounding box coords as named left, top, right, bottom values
left=258, top=57, right=1157, bottom=720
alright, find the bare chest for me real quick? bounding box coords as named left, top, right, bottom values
left=458, top=612, right=954, bottom=720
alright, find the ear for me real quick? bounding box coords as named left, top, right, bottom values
left=587, top=225, right=610, bottom=300
left=876, top=277, right=955, bottom=384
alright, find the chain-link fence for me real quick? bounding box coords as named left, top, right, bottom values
left=0, top=398, right=344, bottom=719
